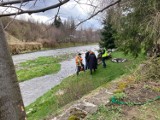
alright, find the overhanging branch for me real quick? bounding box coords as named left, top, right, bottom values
left=0, top=0, right=34, bottom=6
left=76, top=0, right=121, bottom=27
left=0, top=0, right=70, bottom=17
left=0, top=0, right=121, bottom=28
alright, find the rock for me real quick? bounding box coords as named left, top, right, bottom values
left=53, top=101, right=97, bottom=120
left=55, top=89, right=65, bottom=96
left=85, top=89, right=112, bottom=106
left=51, top=88, right=113, bottom=120
left=56, top=107, right=87, bottom=120
left=74, top=101, right=98, bottom=114
left=51, top=117, right=57, bottom=120
left=111, top=58, right=127, bottom=63
left=112, top=49, right=117, bottom=52
left=105, top=90, right=113, bottom=95
left=69, top=107, right=87, bottom=118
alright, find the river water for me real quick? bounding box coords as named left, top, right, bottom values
left=12, top=45, right=99, bottom=106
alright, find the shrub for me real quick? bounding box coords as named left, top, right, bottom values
left=113, top=92, right=126, bottom=100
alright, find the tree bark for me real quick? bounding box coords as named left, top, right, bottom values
left=0, top=21, right=26, bottom=120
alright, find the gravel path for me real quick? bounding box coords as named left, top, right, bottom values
left=12, top=45, right=99, bottom=106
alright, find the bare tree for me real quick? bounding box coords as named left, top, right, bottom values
left=0, top=0, right=121, bottom=26
left=0, top=22, right=26, bottom=120
left=0, top=0, right=121, bottom=119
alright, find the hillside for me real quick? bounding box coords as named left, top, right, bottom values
left=5, top=32, right=23, bottom=44
left=2, top=17, right=100, bottom=54
left=2, top=17, right=100, bottom=44
left=5, top=32, right=42, bottom=55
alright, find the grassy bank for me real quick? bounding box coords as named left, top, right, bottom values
left=16, top=57, right=61, bottom=82
left=26, top=51, right=145, bottom=120
left=87, top=58, right=160, bottom=120
left=16, top=53, right=76, bottom=82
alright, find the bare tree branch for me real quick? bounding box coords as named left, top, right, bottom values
left=1, top=5, right=23, bottom=11
left=33, top=0, right=38, bottom=6
left=0, top=0, right=121, bottom=28
left=0, top=0, right=70, bottom=17
left=76, top=0, right=121, bottom=27
left=0, top=0, right=34, bottom=6
left=3, top=0, right=24, bottom=30
left=55, top=6, right=61, bottom=19
left=74, top=0, right=98, bottom=8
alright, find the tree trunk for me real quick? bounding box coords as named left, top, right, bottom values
left=0, top=22, right=26, bottom=119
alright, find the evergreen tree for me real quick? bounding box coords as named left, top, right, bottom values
left=110, top=0, right=160, bottom=57
left=54, top=16, right=62, bottom=28
left=99, top=19, right=116, bottom=49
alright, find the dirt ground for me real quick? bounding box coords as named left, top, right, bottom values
left=123, top=80, right=160, bottom=103
left=105, top=79, right=160, bottom=120
left=49, top=73, right=160, bottom=120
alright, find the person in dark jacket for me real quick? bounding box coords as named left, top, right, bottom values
left=88, top=51, right=97, bottom=74
left=85, top=51, right=90, bottom=70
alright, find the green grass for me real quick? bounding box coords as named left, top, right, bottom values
left=16, top=56, right=61, bottom=82
left=16, top=53, right=77, bottom=82
left=26, top=51, right=145, bottom=120
left=86, top=101, right=160, bottom=120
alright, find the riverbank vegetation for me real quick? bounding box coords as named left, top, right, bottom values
left=16, top=53, right=76, bottom=82
left=26, top=51, right=145, bottom=120
left=16, top=57, right=61, bottom=82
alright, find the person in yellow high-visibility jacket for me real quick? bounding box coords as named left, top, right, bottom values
left=101, top=48, right=108, bottom=68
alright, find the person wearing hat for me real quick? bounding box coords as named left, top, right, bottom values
left=75, top=53, right=84, bottom=75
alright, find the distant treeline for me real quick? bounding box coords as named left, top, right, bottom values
left=2, top=17, right=100, bottom=48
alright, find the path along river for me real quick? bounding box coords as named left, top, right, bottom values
left=12, top=45, right=99, bottom=106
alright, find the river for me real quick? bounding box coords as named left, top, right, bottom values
left=12, top=45, right=99, bottom=106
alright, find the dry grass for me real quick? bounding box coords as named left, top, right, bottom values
left=5, top=32, right=42, bottom=54
left=113, top=75, right=136, bottom=93
left=9, top=42, right=42, bottom=54
left=136, top=57, right=160, bottom=82
left=5, top=32, right=23, bottom=44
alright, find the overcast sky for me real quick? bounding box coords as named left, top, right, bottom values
left=9, top=0, right=103, bottom=29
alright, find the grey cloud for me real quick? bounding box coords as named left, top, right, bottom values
left=17, top=0, right=101, bottom=29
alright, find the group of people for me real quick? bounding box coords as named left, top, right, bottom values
left=75, top=48, right=110, bottom=75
